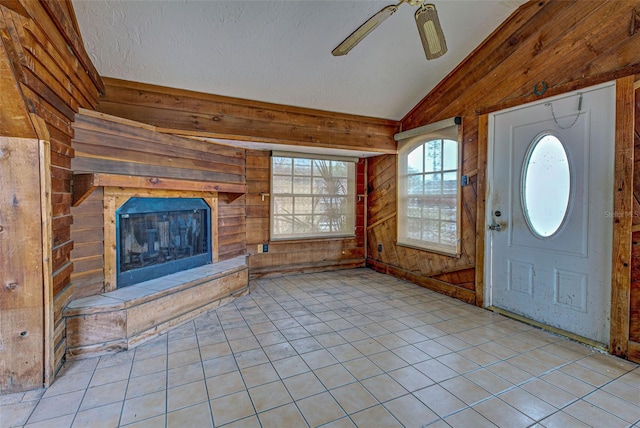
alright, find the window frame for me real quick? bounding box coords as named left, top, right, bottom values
left=396, top=119, right=462, bottom=256
left=270, top=152, right=357, bottom=241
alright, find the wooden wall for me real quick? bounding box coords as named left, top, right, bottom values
left=245, top=150, right=366, bottom=277
left=70, top=110, right=247, bottom=298
left=96, top=77, right=399, bottom=155
left=92, top=78, right=390, bottom=279
left=367, top=0, right=640, bottom=358
left=0, top=0, right=102, bottom=388
left=366, top=119, right=479, bottom=304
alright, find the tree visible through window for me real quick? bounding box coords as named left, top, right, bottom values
left=398, top=138, right=459, bottom=254
left=271, top=155, right=355, bottom=240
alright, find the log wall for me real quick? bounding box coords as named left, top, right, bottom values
left=368, top=0, right=640, bottom=358
left=0, top=0, right=102, bottom=387
left=70, top=110, right=247, bottom=298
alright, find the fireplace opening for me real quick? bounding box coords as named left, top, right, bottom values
left=116, top=198, right=211, bottom=287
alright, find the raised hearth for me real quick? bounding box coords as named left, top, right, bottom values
left=64, top=256, right=248, bottom=359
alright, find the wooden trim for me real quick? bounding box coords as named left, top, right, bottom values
left=474, top=114, right=489, bottom=308
left=78, top=107, right=158, bottom=131
left=250, top=259, right=365, bottom=278
left=629, top=340, right=640, bottom=364
left=102, top=188, right=220, bottom=292
left=210, top=195, right=219, bottom=262
left=366, top=212, right=396, bottom=231
left=475, top=65, right=640, bottom=117
left=103, top=195, right=116, bottom=291
left=31, top=114, right=54, bottom=387
left=367, top=259, right=476, bottom=304
left=610, top=75, right=635, bottom=357
left=72, top=173, right=246, bottom=207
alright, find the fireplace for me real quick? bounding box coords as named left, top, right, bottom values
left=116, top=197, right=212, bottom=287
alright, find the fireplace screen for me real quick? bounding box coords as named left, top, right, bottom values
left=116, top=198, right=211, bottom=287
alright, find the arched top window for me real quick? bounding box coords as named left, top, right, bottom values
left=396, top=118, right=461, bottom=255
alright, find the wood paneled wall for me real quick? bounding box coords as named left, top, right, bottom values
left=70, top=110, right=247, bottom=298
left=245, top=150, right=366, bottom=277
left=96, top=78, right=399, bottom=155
left=366, top=0, right=640, bottom=358
left=0, top=0, right=102, bottom=386
left=93, top=77, right=386, bottom=279
left=403, top=0, right=640, bottom=127
left=366, top=118, right=478, bottom=304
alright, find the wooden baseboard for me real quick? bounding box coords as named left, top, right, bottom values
left=249, top=259, right=365, bottom=279
left=628, top=341, right=640, bottom=363
left=366, top=259, right=476, bottom=304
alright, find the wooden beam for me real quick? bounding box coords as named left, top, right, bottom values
left=610, top=75, right=635, bottom=357
left=97, top=78, right=399, bottom=154
left=0, top=137, right=44, bottom=393
left=72, top=173, right=246, bottom=207
left=474, top=114, right=488, bottom=308
left=475, top=64, right=640, bottom=116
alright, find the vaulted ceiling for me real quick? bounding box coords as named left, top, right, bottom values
left=72, top=0, right=527, bottom=121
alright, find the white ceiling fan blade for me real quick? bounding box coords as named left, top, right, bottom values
left=415, top=4, right=447, bottom=60
left=332, top=5, right=398, bottom=56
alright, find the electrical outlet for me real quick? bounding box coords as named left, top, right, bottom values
left=257, top=244, right=263, bottom=253
left=262, top=244, right=269, bottom=253
left=378, top=244, right=383, bottom=252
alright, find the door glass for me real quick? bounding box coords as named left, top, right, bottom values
left=522, top=134, right=571, bottom=237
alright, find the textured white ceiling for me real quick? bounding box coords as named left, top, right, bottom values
left=72, top=0, right=526, bottom=121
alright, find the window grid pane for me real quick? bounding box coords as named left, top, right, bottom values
left=271, top=156, right=356, bottom=240
left=398, top=139, right=459, bottom=254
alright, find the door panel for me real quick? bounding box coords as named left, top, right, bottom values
left=486, top=83, right=615, bottom=345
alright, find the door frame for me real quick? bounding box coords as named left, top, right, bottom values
left=475, top=77, right=634, bottom=357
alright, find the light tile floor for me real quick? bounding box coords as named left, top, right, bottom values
left=2, top=268, right=640, bottom=428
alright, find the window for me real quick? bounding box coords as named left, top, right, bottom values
left=271, top=153, right=356, bottom=240
left=396, top=118, right=460, bottom=255
left=522, top=133, right=571, bottom=238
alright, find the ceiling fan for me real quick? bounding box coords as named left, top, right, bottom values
left=332, top=0, right=447, bottom=60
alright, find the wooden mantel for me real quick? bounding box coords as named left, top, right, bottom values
left=72, top=173, right=247, bottom=207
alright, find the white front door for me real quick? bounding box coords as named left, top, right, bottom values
left=486, top=82, right=616, bottom=345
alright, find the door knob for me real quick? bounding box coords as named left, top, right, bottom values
left=488, top=222, right=502, bottom=231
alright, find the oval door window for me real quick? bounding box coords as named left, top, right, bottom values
left=522, top=134, right=571, bottom=237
